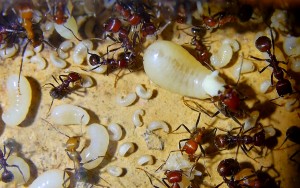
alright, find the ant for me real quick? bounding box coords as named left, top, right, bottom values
left=214, top=123, right=274, bottom=160
left=45, top=0, right=69, bottom=25
left=162, top=169, right=184, bottom=188
left=277, top=126, right=300, bottom=164
left=216, top=158, right=278, bottom=188
left=250, top=28, right=293, bottom=97
left=202, top=12, right=237, bottom=30
left=44, top=72, right=82, bottom=113
left=42, top=119, right=109, bottom=187
left=0, top=144, right=26, bottom=183
left=171, top=113, right=216, bottom=162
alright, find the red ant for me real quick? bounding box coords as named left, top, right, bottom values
left=171, top=113, right=216, bottom=162
left=277, top=126, right=300, bottom=164
left=250, top=28, right=293, bottom=97
left=214, top=123, right=274, bottom=160
left=162, top=169, right=184, bottom=188
left=46, top=0, right=69, bottom=25
left=42, top=119, right=109, bottom=187
left=202, top=11, right=237, bottom=30
left=44, top=72, right=82, bottom=113
left=0, top=144, right=26, bottom=183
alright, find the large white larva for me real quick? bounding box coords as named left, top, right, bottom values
left=143, top=40, right=225, bottom=99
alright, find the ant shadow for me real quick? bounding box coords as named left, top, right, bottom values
left=20, top=77, right=42, bottom=127
left=81, top=107, right=100, bottom=124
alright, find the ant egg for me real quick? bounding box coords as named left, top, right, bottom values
left=55, top=16, right=79, bottom=40
left=260, top=80, right=272, bottom=93
left=270, top=10, right=288, bottom=33
left=118, top=142, right=135, bottom=157
left=290, top=57, right=300, bottom=72
left=81, top=75, right=94, bottom=88
left=116, top=93, right=137, bottom=107
left=30, top=55, right=47, bottom=70
left=73, top=40, right=93, bottom=65
left=264, top=127, right=276, bottom=139
left=50, top=104, right=90, bottom=126
left=283, top=36, right=300, bottom=57
left=0, top=155, right=30, bottom=185
left=29, top=169, right=69, bottom=188
left=81, top=123, right=109, bottom=169
left=243, top=111, right=259, bottom=131
left=107, top=123, right=123, bottom=141
left=58, top=40, right=73, bottom=59
left=137, top=155, right=154, bottom=166
left=2, top=75, right=32, bottom=127
left=147, top=121, right=170, bottom=133
left=86, top=50, right=108, bottom=73
left=132, top=109, right=145, bottom=127
left=144, top=40, right=226, bottom=99
left=106, top=165, right=123, bottom=177
left=50, top=52, right=67, bottom=68
left=0, top=45, right=19, bottom=59
left=233, top=58, right=255, bottom=79
left=135, top=84, right=153, bottom=99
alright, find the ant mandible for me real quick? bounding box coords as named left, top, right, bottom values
left=44, top=72, right=82, bottom=113
left=0, top=144, right=26, bottom=183
left=250, top=28, right=293, bottom=97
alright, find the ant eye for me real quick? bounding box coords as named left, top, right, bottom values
left=255, top=36, right=271, bottom=52
left=2, top=171, right=14, bottom=183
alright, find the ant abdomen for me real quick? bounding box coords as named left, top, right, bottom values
left=1, top=170, right=14, bottom=183
left=217, top=158, right=240, bottom=177
left=89, top=54, right=101, bottom=66
left=276, top=79, right=293, bottom=96
left=255, top=36, right=271, bottom=52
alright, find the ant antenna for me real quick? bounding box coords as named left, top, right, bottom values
left=41, top=118, right=71, bottom=138
left=18, top=40, right=30, bottom=92
left=62, top=25, right=82, bottom=41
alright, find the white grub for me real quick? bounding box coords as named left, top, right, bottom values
left=137, top=155, right=154, bottom=166
left=2, top=75, right=32, bottom=127
left=106, top=165, right=123, bottom=177
left=50, top=52, right=67, bottom=68
left=58, top=40, right=74, bottom=59
left=41, top=21, right=55, bottom=37
left=147, top=121, right=170, bottom=133
left=210, top=39, right=239, bottom=68
left=143, top=40, right=214, bottom=99
left=202, top=71, right=226, bottom=97
left=290, top=57, right=300, bottom=72
left=0, top=44, right=19, bottom=58
left=29, top=169, right=69, bottom=188
left=270, top=10, right=288, bottom=33
left=81, top=123, right=109, bottom=169
left=107, top=123, right=123, bottom=141
left=135, top=84, right=153, bottom=99
left=87, top=50, right=108, bottom=73
left=118, top=142, right=135, bottom=157
left=34, top=44, right=43, bottom=53
left=30, top=55, right=47, bottom=70
left=233, top=58, right=255, bottom=79
left=72, top=40, right=93, bottom=65
left=243, top=111, right=259, bottom=132
left=285, top=98, right=299, bottom=112
left=81, top=75, right=93, bottom=88
left=50, top=104, right=90, bottom=126
left=132, top=109, right=145, bottom=127
left=283, top=36, right=300, bottom=57
left=161, top=152, right=193, bottom=171
left=116, top=93, right=137, bottom=107
left=0, top=156, right=30, bottom=185
left=260, top=80, right=272, bottom=93
left=264, top=127, right=276, bottom=139
left=32, top=10, right=42, bottom=23
left=55, top=16, right=79, bottom=40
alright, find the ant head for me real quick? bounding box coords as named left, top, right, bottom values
left=89, top=53, right=101, bottom=66
left=276, top=79, right=293, bottom=97
left=2, top=170, right=14, bottom=183
left=217, top=158, right=240, bottom=177
left=255, top=36, right=271, bottom=53
left=66, top=136, right=81, bottom=151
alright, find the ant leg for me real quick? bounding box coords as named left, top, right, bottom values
left=7, top=164, right=26, bottom=182
left=63, top=168, right=72, bottom=188
left=289, top=149, right=300, bottom=164
left=170, top=124, right=192, bottom=134
left=18, top=41, right=30, bottom=92
left=199, top=144, right=206, bottom=156
left=59, top=75, right=68, bottom=83
left=136, top=168, right=160, bottom=188
left=81, top=155, right=105, bottom=165
left=43, top=83, right=56, bottom=88
left=249, top=55, right=269, bottom=62
left=162, top=178, right=171, bottom=188
left=52, top=75, right=60, bottom=85
left=259, top=64, right=271, bottom=74
left=178, top=139, right=189, bottom=152
left=215, top=181, right=224, bottom=188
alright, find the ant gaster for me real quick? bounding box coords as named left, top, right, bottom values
left=0, top=144, right=26, bottom=183
left=250, top=28, right=293, bottom=97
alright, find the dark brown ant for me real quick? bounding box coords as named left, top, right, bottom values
left=0, top=144, right=26, bottom=183
left=171, top=113, right=216, bottom=162
left=42, top=119, right=109, bottom=187
left=277, top=126, right=300, bottom=164
left=214, top=123, right=273, bottom=160
left=44, top=72, right=82, bottom=113
left=250, top=28, right=293, bottom=97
